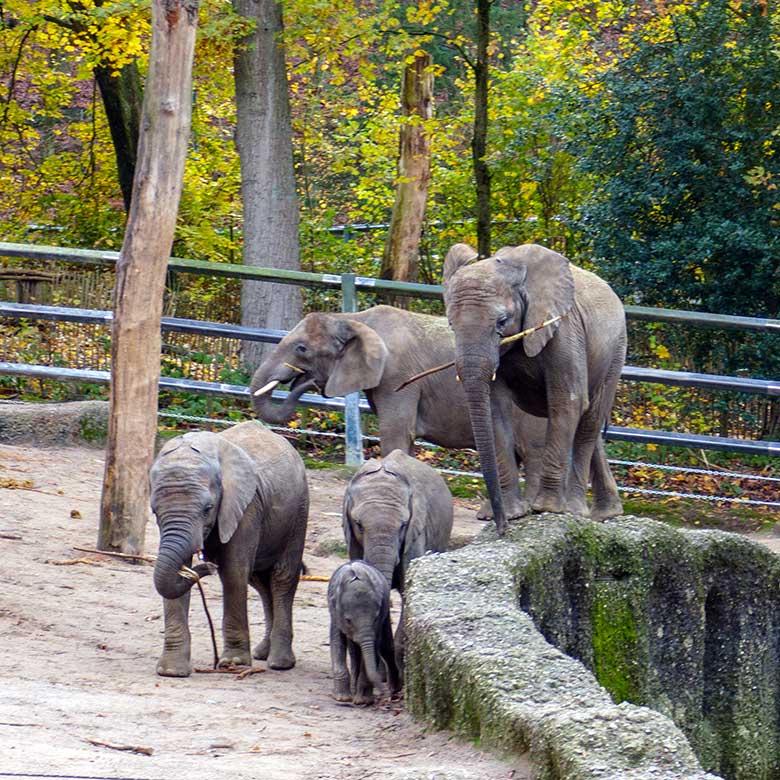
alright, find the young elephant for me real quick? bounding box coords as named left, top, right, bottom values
left=149, top=421, right=309, bottom=677
left=327, top=560, right=400, bottom=705
left=342, top=449, right=453, bottom=674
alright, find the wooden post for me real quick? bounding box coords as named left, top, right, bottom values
left=379, top=51, right=433, bottom=301
left=98, top=0, right=200, bottom=555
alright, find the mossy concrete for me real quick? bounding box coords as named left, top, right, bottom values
left=0, top=400, right=108, bottom=447
left=405, top=514, right=780, bottom=780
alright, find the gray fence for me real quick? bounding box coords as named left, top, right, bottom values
left=1, top=241, right=779, bottom=467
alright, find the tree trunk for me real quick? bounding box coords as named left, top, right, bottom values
left=233, top=0, right=301, bottom=371
left=473, top=0, right=491, bottom=257
left=98, top=0, right=199, bottom=555
left=379, top=51, right=434, bottom=306
left=94, top=61, right=144, bottom=213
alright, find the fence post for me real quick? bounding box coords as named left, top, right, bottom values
left=341, top=273, right=364, bottom=468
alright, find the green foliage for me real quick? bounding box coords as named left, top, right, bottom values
left=576, top=0, right=780, bottom=322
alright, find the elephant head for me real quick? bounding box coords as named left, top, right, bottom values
left=442, top=242, right=575, bottom=533
left=149, top=432, right=257, bottom=600
left=250, top=313, right=389, bottom=424
left=342, top=459, right=416, bottom=589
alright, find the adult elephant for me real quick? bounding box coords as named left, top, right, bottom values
left=442, top=243, right=627, bottom=535
left=249, top=304, right=618, bottom=520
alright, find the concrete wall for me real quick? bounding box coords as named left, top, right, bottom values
left=405, top=514, right=780, bottom=780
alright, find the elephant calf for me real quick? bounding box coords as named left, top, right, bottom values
left=149, top=421, right=309, bottom=677
left=327, top=560, right=400, bottom=705
left=342, top=449, right=453, bottom=676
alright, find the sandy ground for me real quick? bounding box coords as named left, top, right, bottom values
left=0, top=442, right=533, bottom=780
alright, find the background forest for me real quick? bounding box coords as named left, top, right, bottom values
left=1, top=0, right=779, bottom=445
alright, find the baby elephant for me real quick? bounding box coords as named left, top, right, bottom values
left=328, top=560, right=400, bottom=705
left=149, top=421, right=309, bottom=677
left=343, top=449, right=453, bottom=675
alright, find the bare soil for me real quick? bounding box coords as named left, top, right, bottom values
left=0, top=442, right=532, bottom=780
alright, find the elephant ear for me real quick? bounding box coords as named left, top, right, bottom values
left=499, top=244, right=575, bottom=358
left=325, top=320, right=388, bottom=398
left=341, top=488, right=364, bottom=560
left=442, top=243, right=479, bottom=286
left=216, top=438, right=258, bottom=544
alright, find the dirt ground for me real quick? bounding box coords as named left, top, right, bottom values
left=0, top=442, right=533, bottom=780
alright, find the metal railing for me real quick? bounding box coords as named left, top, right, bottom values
left=1, top=241, right=779, bottom=466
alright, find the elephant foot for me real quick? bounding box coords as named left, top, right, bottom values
left=252, top=637, right=270, bottom=661
left=332, top=681, right=352, bottom=703
left=219, top=646, right=252, bottom=668
left=592, top=499, right=623, bottom=523
left=564, top=495, right=591, bottom=518
left=531, top=490, right=567, bottom=515
left=353, top=688, right=375, bottom=706
left=157, top=653, right=192, bottom=678
left=476, top=495, right=530, bottom=522
left=267, top=646, right=296, bottom=670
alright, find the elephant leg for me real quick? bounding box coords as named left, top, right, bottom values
left=330, top=624, right=352, bottom=702
left=250, top=573, right=273, bottom=661
left=382, top=613, right=401, bottom=696
left=218, top=565, right=252, bottom=668
left=374, top=388, right=419, bottom=455
left=534, top=395, right=581, bottom=514
left=266, top=567, right=299, bottom=670
left=590, top=438, right=623, bottom=522
left=393, top=602, right=406, bottom=689
left=478, top=386, right=529, bottom=521
left=157, top=591, right=192, bottom=677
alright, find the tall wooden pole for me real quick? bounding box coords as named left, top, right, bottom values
left=98, top=0, right=200, bottom=555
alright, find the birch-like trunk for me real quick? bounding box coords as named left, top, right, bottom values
left=380, top=51, right=433, bottom=303
left=98, top=0, right=199, bottom=555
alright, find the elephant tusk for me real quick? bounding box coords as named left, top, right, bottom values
left=253, top=379, right=280, bottom=397
left=491, top=372, right=496, bottom=381
left=455, top=374, right=461, bottom=382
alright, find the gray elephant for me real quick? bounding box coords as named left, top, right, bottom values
left=443, top=243, right=627, bottom=535
left=342, top=448, right=453, bottom=674
left=249, top=304, right=617, bottom=520
left=149, top=421, right=309, bottom=677
left=327, top=560, right=400, bottom=705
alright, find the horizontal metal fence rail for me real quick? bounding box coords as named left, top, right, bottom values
left=1, top=361, right=776, bottom=457
left=2, top=302, right=778, bottom=397
left=3, top=241, right=780, bottom=329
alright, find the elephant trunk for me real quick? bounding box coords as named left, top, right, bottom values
left=249, top=362, right=316, bottom=425
left=359, top=636, right=382, bottom=688
left=460, top=368, right=507, bottom=536
left=154, top=519, right=199, bottom=600
left=362, top=538, right=398, bottom=590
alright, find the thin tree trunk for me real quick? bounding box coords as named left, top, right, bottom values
left=98, top=0, right=199, bottom=555
left=94, top=62, right=143, bottom=213
left=233, top=0, right=301, bottom=371
left=379, top=51, right=434, bottom=305
left=473, top=0, right=491, bottom=257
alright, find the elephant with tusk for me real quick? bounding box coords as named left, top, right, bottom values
left=442, top=242, right=627, bottom=536
left=249, top=304, right=621, bottom=523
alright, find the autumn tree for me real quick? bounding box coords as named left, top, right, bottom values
left=379, top=50, right=434, bottom=293
left=99, top=0, right=199, bottom=554
left=233, top=0, right=301, bottom=369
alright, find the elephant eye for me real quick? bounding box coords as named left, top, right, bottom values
left=202, top=504, right=213, bottom=516
left=295, top=343, right=308, bottom=355
left=496, top=313, right=510, bottom=332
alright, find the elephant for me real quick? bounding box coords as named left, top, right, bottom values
left=342, top=448, right=453, bottom=675
left=149, top=420, right=309, bottom=677
left=249, top=303, right=618, bottom=520
left=442, top=242, right=627, bottom=535
left=327, top=559, right=401, bottom=705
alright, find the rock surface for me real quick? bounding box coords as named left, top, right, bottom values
left=0, top=399, right=108, bottom=446
left=405, top=513, right=780, bottom=780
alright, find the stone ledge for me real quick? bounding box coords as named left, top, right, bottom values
left=404, top=515, right=740, bottom=780
left=0, top=400, right=108, bottom=447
